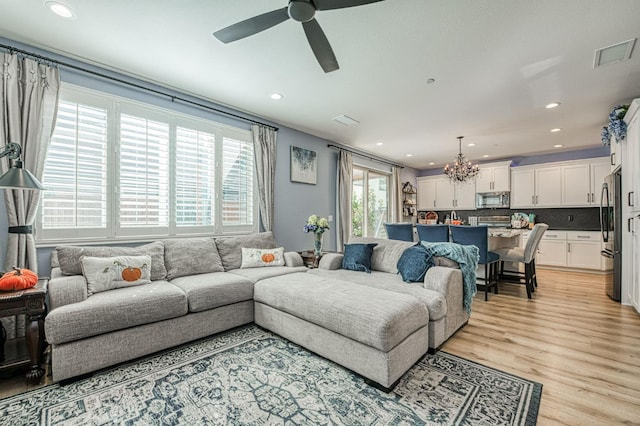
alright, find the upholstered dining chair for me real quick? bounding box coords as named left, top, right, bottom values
left=416, top=224, right=449, bottom=242
left=449, top=225, right=500, bottom=301
left=494, top=223, right=549, bottom=299
left=384, top=223, right=414, bottom=241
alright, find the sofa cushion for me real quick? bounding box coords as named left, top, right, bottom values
left=227, top=266, right=309, bottom=283
left=255, top=272, right=428, bottom=352
left=45, top=281, right=187, bottom=345
left=397, top=244, right=433, bottom=283
left=240, top=247, right=285, bottom=268
left=81, top=255, right=152, bottom=295
left=163, top=237, right=224, bottom=280
left=309, top=268, right=447, bottom=321
left=169, top=272, right=253, bottom=312
left=56, top=242, right=167, bottom=281
left=348, top=237, right=414, bottom=274
left=342, top=243, right=377, bottom=273
left=215, top=232, right=276, bottom=271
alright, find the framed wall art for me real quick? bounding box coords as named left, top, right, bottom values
left=290, top=146, right=317, bottom=184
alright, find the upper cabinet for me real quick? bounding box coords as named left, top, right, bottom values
left=561, top=159, right=610, bottom=207
left=510, top=157, right=610, bottom=208
left=475, top=161, right=511, bottom=193
left=624, top=102, right=640, bottom=213
left=417, top=176, right=476, bottom=211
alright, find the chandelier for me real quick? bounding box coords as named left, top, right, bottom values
left=443, top=136, right=480, bottom=183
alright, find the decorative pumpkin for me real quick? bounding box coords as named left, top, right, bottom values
left=0, top=267, right=38, bottom=291
left=261, top=253, right=275, bottom=263
left=121, top=266, right=143, bottom=282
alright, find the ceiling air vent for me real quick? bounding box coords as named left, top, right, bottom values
left=594, top=38, right=636, bottom=68
left=332, top=115, right=359, bottom=126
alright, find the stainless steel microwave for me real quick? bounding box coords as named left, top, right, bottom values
left=476, top=192, right=510, bottom=209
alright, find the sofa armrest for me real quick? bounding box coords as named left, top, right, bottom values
left=318, top=253, right=344, bottom=270
left=423, top=266, right=464, bottom=315
left=284, top=251, right=304, bottom=267
left=48, top=267, right=88, bottom=312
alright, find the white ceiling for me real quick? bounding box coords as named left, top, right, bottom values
left=1, top=0, right=640, bottom=169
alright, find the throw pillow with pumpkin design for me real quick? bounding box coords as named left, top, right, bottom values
left=240, top=247, right=285, bottom=268
left=80, top=255, right=152, bottom=295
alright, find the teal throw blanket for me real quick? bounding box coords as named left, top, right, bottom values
left=420, top=242, right=480, bottom=314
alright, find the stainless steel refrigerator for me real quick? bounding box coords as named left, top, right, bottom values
left=600, top=168, right=621, bottom=301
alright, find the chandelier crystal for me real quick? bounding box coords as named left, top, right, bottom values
left=443, top=136, right=480, bottom=183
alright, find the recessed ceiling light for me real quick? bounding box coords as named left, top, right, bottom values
left=554, top=144, right=563, bottom=148
left=406, top=154, right=413, bottom=157
left=467, top=143, right=475, bottom=147
left=546, top=102, right=561, bottom=109
left=45, top=1, right=76, bottom=18
left=270, top=93, right=283, bottom=100
left=428, top=162, right=435, bottom=165
left=550, top=128, right=562, bottom=133
left=376, top=142, right=383, bottom=146
left=482, top=154, right=490, bottom=158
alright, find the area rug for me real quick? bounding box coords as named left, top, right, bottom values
left=0, top=326, right=541, bottom=425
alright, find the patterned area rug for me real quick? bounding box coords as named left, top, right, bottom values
left=0, top=326, right=541, bottom=425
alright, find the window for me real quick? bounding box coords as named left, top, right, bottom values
left=352, top=166, right=389, bottom=238
left=38, top=84, right=256, bottom=243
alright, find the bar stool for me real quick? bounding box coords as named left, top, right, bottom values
left=495, top=223, right=549, bottom=298
left=450, top=225, right=500, bottom=301
left=384, top=223, right=414, bottom=241
left=416, top=224, right=449, bottom=242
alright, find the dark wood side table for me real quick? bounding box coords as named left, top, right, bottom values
left=0, top=279, right=48, bottom=384
left=298, top=250, right=323, bottom=268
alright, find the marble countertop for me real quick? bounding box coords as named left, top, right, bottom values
left=488, top=228, right=528, bottom=238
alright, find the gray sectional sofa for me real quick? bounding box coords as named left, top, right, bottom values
left=44, top=232, right=468, bottom=390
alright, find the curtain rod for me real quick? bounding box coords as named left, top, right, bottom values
left=327, top=144, right=404, bottom=169
left=0, top=43, right=278, bottom=131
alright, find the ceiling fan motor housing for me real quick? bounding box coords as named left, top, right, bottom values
left=288, top=0, right=316, bottom=22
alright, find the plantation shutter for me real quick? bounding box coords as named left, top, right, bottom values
left=221, top=135, right=255, bottom=231
left=175, top=126, right=216, bottom=229
left=40, top=99, right=109, bottom=239
left=117, top=112, right=170, bottom=236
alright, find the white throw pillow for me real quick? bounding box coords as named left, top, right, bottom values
left=81, top=255, right=152, bottom=296
left=240, top=247, right=285, bottom=269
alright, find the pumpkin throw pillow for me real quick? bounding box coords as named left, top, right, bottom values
left=80, top=255, right=152, bottom=296
left=240, top=247, right=285, bottom=268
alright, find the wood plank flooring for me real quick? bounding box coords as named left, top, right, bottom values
left=1, top=268, right=639, bottom=425
left=443, top=269, right=640, bottom=425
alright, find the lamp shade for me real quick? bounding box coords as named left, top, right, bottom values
left=0, top=162, right=45, bottom=190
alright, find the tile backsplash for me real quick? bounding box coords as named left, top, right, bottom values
left=420, top=207, right=601, bottom=231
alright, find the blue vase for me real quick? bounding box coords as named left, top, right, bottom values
left=313, top=233, right=323, bottom=256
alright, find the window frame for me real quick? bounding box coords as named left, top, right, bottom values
left=36, top=83, right=258, bottom=245
left=351, top=164, right=391, bottom=238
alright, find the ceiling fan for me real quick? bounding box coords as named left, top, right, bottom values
left=213, top=0, right=386, bottom=73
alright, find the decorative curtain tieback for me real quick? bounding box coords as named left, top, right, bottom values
left=8, top=225, right=32, bottom=234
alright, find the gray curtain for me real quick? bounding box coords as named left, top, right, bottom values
left=391, top=166, right=403, bottom=222
left=251, top=124, right=276, bottom=232
left=336, top=150, right=353, bottom=250
left=0, top=54, right=59, bottom=338
left=1, top=54, right=60, bottom=272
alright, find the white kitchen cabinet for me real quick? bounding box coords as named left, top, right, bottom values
left=631, top=214, right=640, bottom=313
left=566, top=231, right=604, bottom=270
left=475, top=161, right=511, bottom=193
left=418, top=176, right=476, bottom=210
left=610, top=135, right=622, bottom=171
left=511, top=166, right=562, bottom=208
left=417, top=177, right=436, bottom=210
left=625, top=106, right=640, bottom=212
left=561, top=159, right=610, bottom=207
left=510, top=169, right=535, bottom=208
left=536, top=231, right=567, bottom=267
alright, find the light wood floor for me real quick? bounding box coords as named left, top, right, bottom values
left=1, top=269, right=639, bottom=425
left=443, top=269, right=640, bottom=425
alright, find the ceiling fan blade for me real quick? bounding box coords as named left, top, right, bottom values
left=214, top=7, right=290, bottom=43
left=313, top=0, right=385, bottom=11
left=302, top=19, right=339, bottom=73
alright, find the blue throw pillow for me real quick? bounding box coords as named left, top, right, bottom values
left=342, top=243, right=378, bottom=273
left=397, top=243, right=434, bottom=283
